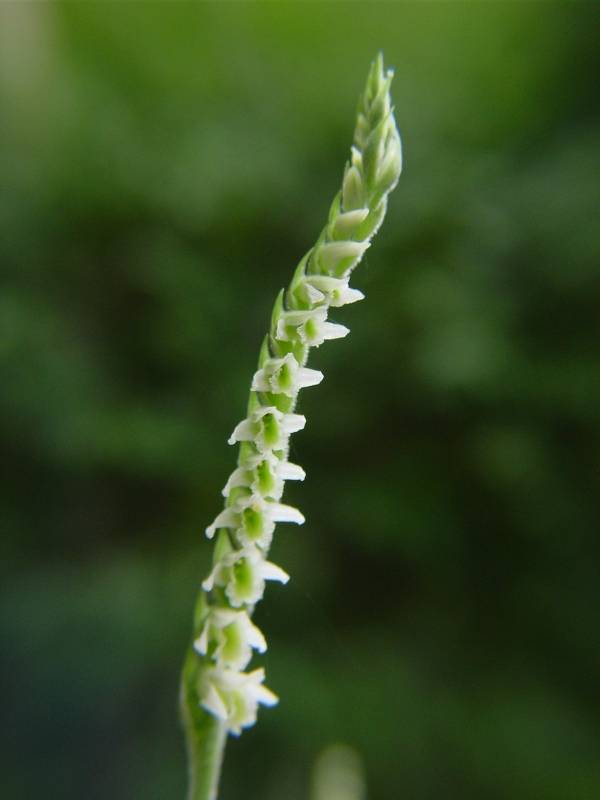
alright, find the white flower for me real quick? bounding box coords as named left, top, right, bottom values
left=251, top=353, right=323, bottom=398
left=206, top=493, right=304, bottom=548
left=201, top=667, right=278, bottom=735
left=304, top=275, right=365, bottom=307
left=235, top=493, right=304, bottom=549
left=228, top=405, right=306, bottom=453
left=276, top=306, right=349, bottom=347
left=222, top=453, right=305, bottom=500
left=202, top=547, right=289, bottom=607
left=194, top=608, right=267, bottom=670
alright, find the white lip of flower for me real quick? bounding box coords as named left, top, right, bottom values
left=251, top=353, right=323, bottom=398
left=303, top=275, right=365, bottom=307
left=194, top=608, right=267, bottom=670
left=275, top=306, right=350, bottom=347
left=202, top=546, right=289, bottom=607
left=206, top=493, right=304, bottom=545
left=228, top=405, right=306, bottom=453
left=201, top=667, right=278, bottom=736
left=222, top=453, right=305, bottom=500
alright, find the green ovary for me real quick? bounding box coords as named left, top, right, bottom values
left=242, top=507, right=264, bottom=541
left=221, top=622, right=243, bottom=663
left=303, top=318, right=318, bottom=342
left=276, top=362, right=292, bottom=392
left=261, top=414, right=280, bottom=448
left=256, top=461, right=276, bottom=495
left=232, top=559, right=255, bottom=601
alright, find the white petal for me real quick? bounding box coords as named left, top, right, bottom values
left=297, top=367, right=324, bottom=389
left=213, top=610, right=237, bottom=628
left=261, top=561, right=290, bottom=584
left=287, top=308, right=328, bottom=326
left=304, top=275, right=340, bottom=293
left=269, top=503, right=305, bottom=525
left=244, top=616, right=267, bottom=653
left=254, top=684, right=279, bottom=707
left=280, top=413, right=306, bottom=434
left=251, top=369, right=270, bottom=393
left=222, top=467, right=252, bottom=497
left=201, top=568, right=217, bottom=592
left=245, top=666, right=265, bottom=685
left=193, top=624, right=209, bottom=655
left=319, top=321, right=350, bottom=341
left=331, top=286, right=365, bottom=307
left=304, top=282, right=325, bottom=304
left=201, top=684, right=228, bottom=721
left=275, top=318, right=288, bottom=340
left=278, top=462, right=305, bottom=481
left=333, top=208, right=370, bottom=237
left=205, top=508, right=238, bottom=539
left=318, top=240, right=369, bottom=271
left=228, top=419, right=255, bottom=445
left=244, top=668, right=279, bottom=707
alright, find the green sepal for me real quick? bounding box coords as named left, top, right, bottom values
left=327, top=191, right=342, bottom=225
left=355, top=199, right=387, bottom=243
left=342, top=163, right=364, bottom=211
left=213, top=528, right=234, bottom=564
left=193, top=588, right=210, bottom=631
left=268, top=290, right=286, bottom=357
left=366, top=51, right=385, bottom=103
left=287, top=251, right=312, bottom=310
left=368, top=73, right=393, bottom=128
left=262, top=390, right=295, bottom=414
left=257, top=334, right=272, bottom=368
left=363, top=115, right=388, bottom=191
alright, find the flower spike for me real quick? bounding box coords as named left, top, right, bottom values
left=182, top=54, right=402, bottom=758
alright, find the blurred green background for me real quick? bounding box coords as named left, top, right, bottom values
left=1, top=3, right=599, bottom=799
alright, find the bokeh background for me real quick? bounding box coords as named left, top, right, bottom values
left=1, top=3, right=599, bottom=799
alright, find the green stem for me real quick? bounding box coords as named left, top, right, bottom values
left=180, top=646, right=228, bottom=800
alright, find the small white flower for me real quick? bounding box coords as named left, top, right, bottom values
left=228, top=405, right=306, bottom=453
left=222, top=453, right=305, bottom=500
left=276, top=307, right=349, bottom=348
left=202, top=547, right=289, bottom=607
left=251, top=353, right=323, bottom=398
left=304, top=275, right=365, bottom=307
left=194, top=608, right=267, bottom=670
left=206, top=496, right=304, bottom=549
left=201, top=667, right=278, bottom=735
left=234, top=493, right=304, bottom=549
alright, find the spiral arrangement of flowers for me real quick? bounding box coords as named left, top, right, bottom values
left=181, top=52, right=402, bottom=797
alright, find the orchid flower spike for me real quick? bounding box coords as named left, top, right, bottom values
left=181, top=53, right=402, bottom=795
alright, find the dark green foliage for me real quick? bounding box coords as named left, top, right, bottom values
left=1, top=4, right=599, bottom=799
